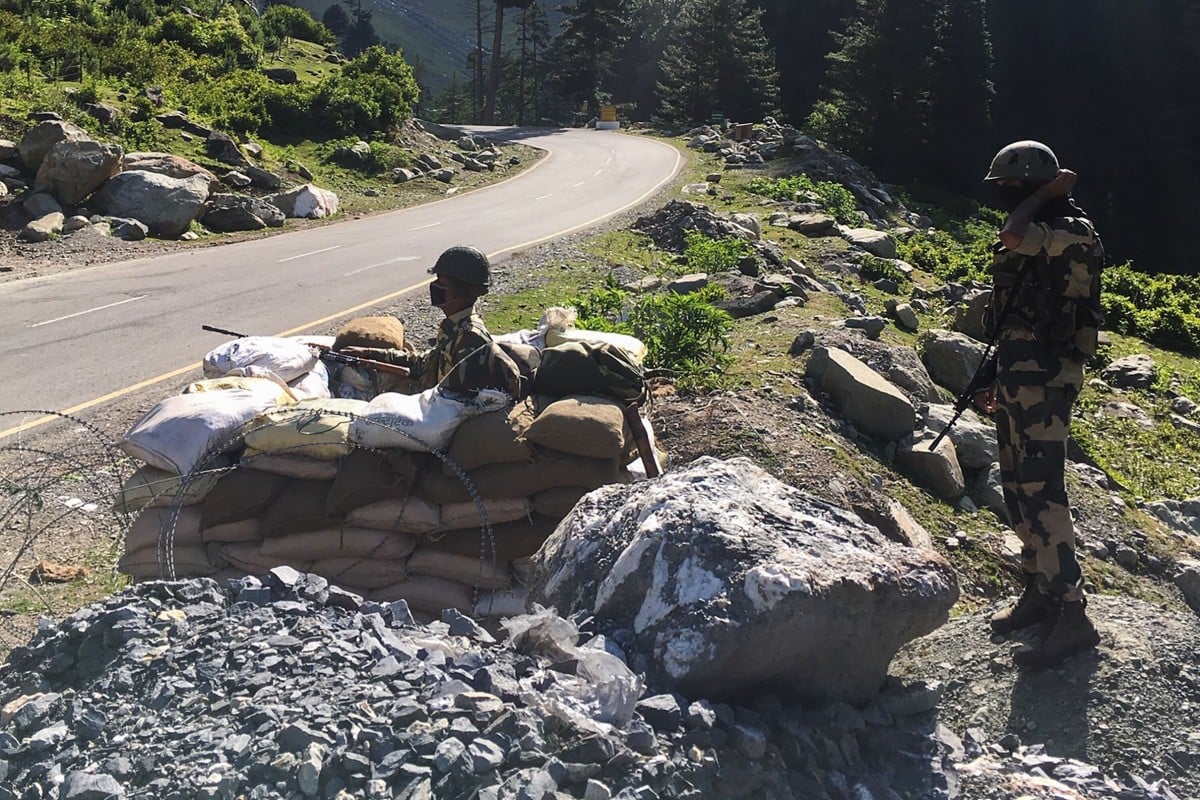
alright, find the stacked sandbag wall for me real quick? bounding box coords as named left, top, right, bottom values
left=116, top=390, right=645, bottom=620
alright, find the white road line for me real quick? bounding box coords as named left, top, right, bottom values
left=409, top=222, right=442, bottom=231
left=28, top=295, right=148, bottom=329
left=535, top=193, right=555, bottom=201
left=605, top=153, right=614, bottom=165
left=344, top=256, right=422, bottom=277
left=572, top=181, right=587, bottom=188
left=278, top=245, right=340, bottom=263
left=594, top=169, right=604, bottom=177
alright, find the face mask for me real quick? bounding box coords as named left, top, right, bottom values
left=429, top=282, right=448, bottom=307
left=997, top=183, right=1037, bottom=212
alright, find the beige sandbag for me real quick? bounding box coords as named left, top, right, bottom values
left=544, top=327, right=647, bottom=365
left=259, top=527, right=418, bottom=563
left=219, top=542, right=312, bottom=575
left=442, top=399, right=536, bottom=474
left=241, top=453, right=340, bottom=481
left=326, top=448, right=425, bottom=515
left=530, top=486, right=590, bottom=519
left=310, top=557, right=409, bottom=591
left=118, top=543, right=214, bottom=579
left=333, top=316, right=407, bottom=351
left=261, top=479, right=341, bottom=538
left=440, top=497, right=532, bottom=530
left=243, top=399, right=367, bottom=461
left=525, top=395, right=628, bottom=460
left=183, top=376, right=295, bottom=404
left=420, top=514, right=560, bottom=562
left=414, top=447, right=626, bottom=505
left=201, top=518, right=262, bottom=544
left=115, top=461, right=231, bottom=514
left=475, top=587, right=529, bottom=618
left=406, top=548, right=511, bottom=590
left=345, top=496, right=440, bottom=533
left=125, top=507, right=204, bottom=554
left=200, top=469, right=289, bottom=529
left=371, top=575, right=474, bottom=615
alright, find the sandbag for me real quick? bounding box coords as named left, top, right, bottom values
left=201, top=470, right=289, bottom=529
left=120, top=386, right=283, bottom=475
left=199, top=518, right=261, bottom=544
left=418, top=514, right=560, bottom=563
left=532, top=341, right=646, bottom=403
left=405, top=549, right=511, bottom=590
left=545, top=327, right=647, bottom=365
left=125, top=507, right=203, bottom=554
left=241, top=453, right=340, bottom=481
left=333, top=316, right=408, bottom=351
left=243, top=398, right=366, bottom=461
left=326, top=449, right=426, bottom=515
left=442, top=398, right=536, bottom=474
left=440, top=497, right=532, bottom=530
left=531, top=486, right=590, bottom=519
left=220, top=542, right=312, bottom=575
left=310, top=557, right=409, bottom=591
left=119, top=543, right=214, bottom=580
left=475, top=587, right=529, bottom=618
left=115, top=461, right=228, bottom=513
left=261, top=479, right=341, bottom=538
left=183, top=376, right=295, bottom=405
left=258, top=527, right=418, bottom=563
left=345, top=496, right=441, bottom=533
left=371, top=575, right=475, bottom=615
left=348, top=388, right=508, bottom=452
left=413, top=447, right=627, bottom=505
left=204, top=336, right=318, bottom=383
left=287, top=361, right=332, bottom=401
left=525, top=395, right=628, bottom=459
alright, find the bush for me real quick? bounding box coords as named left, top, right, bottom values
left=860, top=255, right=910, bottom=285
left=683, top=230, right=751, bottom=273
left=262, top=5, right=334, bottom=47
left=150, top=9, right=260, bottom=69
left=746, top=174, right=860, bottom=224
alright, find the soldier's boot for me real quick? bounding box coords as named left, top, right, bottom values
left=989, top=576, right=1053, bottom=635
left=1013, top=598, right=1100, bottom=670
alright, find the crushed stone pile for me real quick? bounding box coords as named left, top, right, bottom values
left=0, top=571, right=1182, bottom=800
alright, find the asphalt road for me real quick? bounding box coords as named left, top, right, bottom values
left=0, top=127, right=681, bottom=439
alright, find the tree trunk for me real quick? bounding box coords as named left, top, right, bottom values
left=485, top=2, right=506, bottom=123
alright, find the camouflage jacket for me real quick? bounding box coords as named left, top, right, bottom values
left=988, top=215, right=1105, bottom=389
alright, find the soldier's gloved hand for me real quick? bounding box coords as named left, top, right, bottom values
left=973, top=384, right=998, bottom=414
left=1046, top=169, right=1077, bottom=197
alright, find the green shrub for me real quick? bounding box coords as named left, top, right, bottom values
left=150, top=9, right=260, bottom=69
left=262, top=5, right=335, bottom=47
left=1101, top=263, right=1200, bottom=354
left=860, top=255, right=910, bottom=285
left=313, top=45, right=419, bottom=136
left=746, top=173, right=860, bottom=224
left=570, top=273, right=627, bottom=326
left=683, top=229, right=751, bottom=273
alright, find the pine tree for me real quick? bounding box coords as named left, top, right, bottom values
left=656, top=0, right=780, bottom=127
left=549, top=0, right=629, bottom=120
left=340, top=0, right=379, bottom=57
left=321, top=3, right=349, bottom=38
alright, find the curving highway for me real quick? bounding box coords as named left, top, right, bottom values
left=0, top=127, right=681, bottom=439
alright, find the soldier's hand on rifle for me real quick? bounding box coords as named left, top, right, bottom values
left=973, top=384, right=997, bottom=414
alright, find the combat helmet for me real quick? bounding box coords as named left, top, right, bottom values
left=983, top=140, right=1059, bottom=183
left=429, top=245, right=491, bottom=294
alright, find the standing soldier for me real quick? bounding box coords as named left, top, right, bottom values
left=975, top=140, right=1105, bottom=669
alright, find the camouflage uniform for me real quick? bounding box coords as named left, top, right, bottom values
left=988, top=216, right=1104, bottom=601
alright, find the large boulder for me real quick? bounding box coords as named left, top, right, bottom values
left=807, top=346, right=916, bottom=441
left=18, top=212, right=65, bottom=243
left=530, top=457, right=959, bottom=704
left=896, top=433, right=966, bottom=501
left=201, top=194, right=286, bottom=232
left=1101, top=354, right=1158, bottom=390
left=244, top=165, right=282, bottom=191
left=90, top=170, right=212, bottom=238
left=1146, top=498, right=1200, bottom=540
left=34, top=139, right=124, bottom=205
left=123, top=152, right=216, bottom=182
left=265, top=184, right=340, bottom=219
left=841, top=228, right=898, bottom=259
left=918, top=329, right=988, bottom=395
left=205, top=131, right=250, bottom=168
left=17, top=120, right=89, bottom=172
left=953, top=290, right=992, bottom=343
left=415, top=118, right=465, bottom=141
left=921, top=404, right=998, bottom=469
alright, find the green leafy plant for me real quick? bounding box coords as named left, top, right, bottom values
left=683, top=229, right=751, bottom=273
left=746, top=174, right=860, bottom=224
left=860, top=254, right=911, bottom=285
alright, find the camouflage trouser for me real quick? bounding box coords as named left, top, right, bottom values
left=995, top=379, right=1085, bottom=601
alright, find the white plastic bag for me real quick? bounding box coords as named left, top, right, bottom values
left=348, top=388, right=508, bottom=452
left=203, top=336, right=318, bottom=383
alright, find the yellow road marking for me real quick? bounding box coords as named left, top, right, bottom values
left=0, top=134, right=681, bottom=442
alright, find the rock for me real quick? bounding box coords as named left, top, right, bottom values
left=882, top=499, right=935, bottom=551
left=844, top=316, right=887, bottom=340
left=1114, top=545, right=1139, bottom=570
left=90, top=170, right=211, bottom=238
left=1101, top=354, right=1158, bottom=389
left=393, top=168, right=420, bottom=183
left=34, top=136, right=123, bottom=203
left=23, top=192, right=62, bottom=218
left=263, top=67, right=298, bottom=84
left=636, top=695, right=683, bottom=731
left=788, top=331, right=816, bottom=356
left=84, top=102, right=119, bottom=124
left=1175, top=560, right=1200, bottom=613
left=1145, top=498, right=1200, bottom=539
left=244, top=165, right=282, bottom=190
left=61, top=771, right=124, bottom=800
left=0, top=138, right=16, bottom=160
left=18, top=212, right=65, bottom=242
left=242, top=141, right=263, bottom=159
left=432, top=168, right=457, bottom=183
left=205, top=131, right=250, bottom=168
left=730, top=213, right=761, bottom=239
left=893, top=303, right=920, bottom=332
left=968, top=463, right=1008, bottom=520
left=415, top=118, right=465, bottom=141
left=63, top=214, right=90, bottom=233
left=682, top=182, right=709, bottom=195
left=921, top=405, right=998, bottom=469
left=807, top=347, right=916, bottom=441
left=0, top=181, right=7, bottom=197
left=622, top=276, right=662, bottom=293
left=583, top=780, right=612, bottom=800
left=155, top=111, right=212, bottom=138
left=123, top=152, right=216, bottom=182
left=456, top=135, right=478, bottom=152
left=265, top=184, right=339, bottom=219
left=202, top=194, right=286, bottom=231
left=462, top=157, right=489, bottom=172
left=530, top=457, right=958, bottom=703
left=17, top=119, right=89, bottom=172
left=841, top=228, right=897, bottom=258
left=953, top=291, right=992, bottom=342
left=918, top=329, right=989, bottom=395
left=788, top=213, right=837, bottom=235
left=896, top=433, right=966, bottom=501
left=222, top=170, right=252, bottom=189
left=715, top=291, right=779, bottom=319
left=109, top=217, right=149, bottom=240
left=668, top=274, right=709, bottom=294
left=292, top=161, right=313, bottom=181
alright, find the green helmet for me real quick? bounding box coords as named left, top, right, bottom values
left=983, top=140, right=1059, bottom=183
left=429, top=245, right=490, bottom=294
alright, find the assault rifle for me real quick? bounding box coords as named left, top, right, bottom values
left=201, top=325, right=410, bottom=377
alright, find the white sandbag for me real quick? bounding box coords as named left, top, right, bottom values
left=287, top=360, right=331, bottom=401
left=475, top=587, right=529, bottom=618
left=348, top=388, right=508, bottom=452
left=545, top=327, right=648, bottom=365
left=204, top=336, right=318, bottom=383
left=119, top=386, right=281, bottom=475
left=440, top=497, right=532, bottom=530
left=345, top=496, right=441, bottom=533
left=115, top=461, right=228, bottom=513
